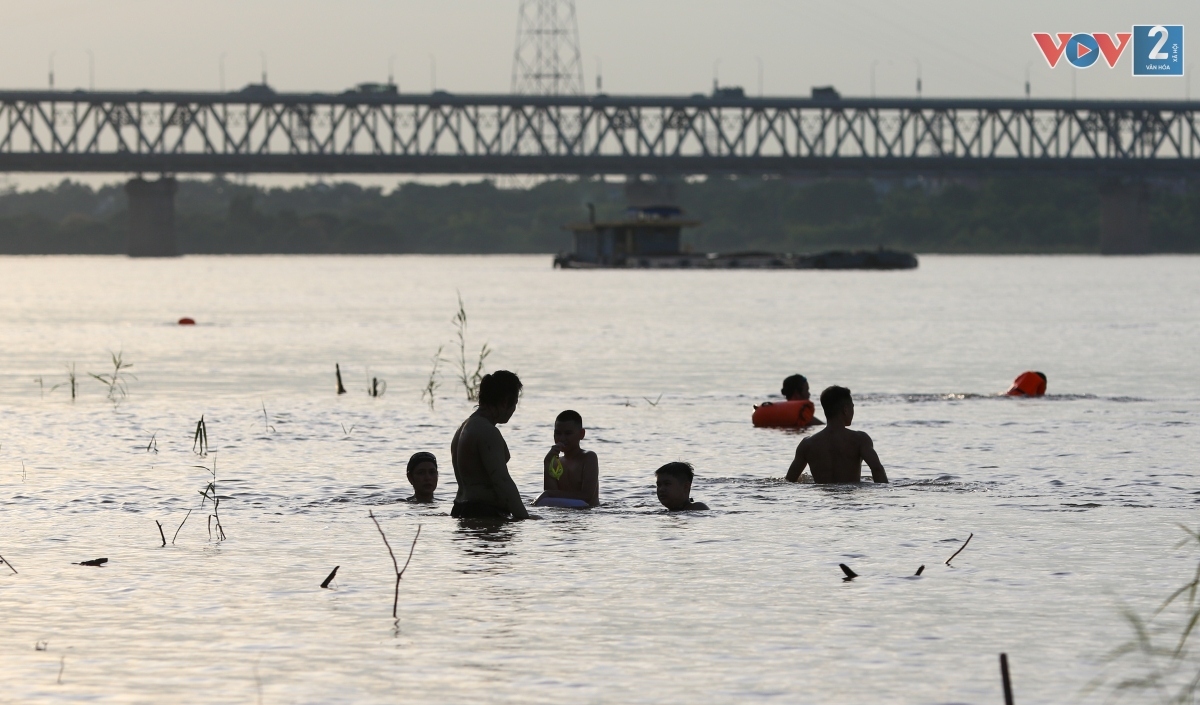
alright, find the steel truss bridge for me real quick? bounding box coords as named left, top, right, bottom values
left=0, top=90, right=1197, bottom=176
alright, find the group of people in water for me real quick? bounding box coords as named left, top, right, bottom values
left=403, top=369, right=912, bottom=518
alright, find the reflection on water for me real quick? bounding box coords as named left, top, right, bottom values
left=0, top=255, right=1198, bottom=704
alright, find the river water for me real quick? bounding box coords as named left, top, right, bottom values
left=1, top=255, right=1198, bottom=704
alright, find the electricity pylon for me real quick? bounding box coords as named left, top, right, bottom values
left=511, top=0, right=584, bottom=95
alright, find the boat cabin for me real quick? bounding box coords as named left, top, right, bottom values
left=562, top=206, right=700, bottom=267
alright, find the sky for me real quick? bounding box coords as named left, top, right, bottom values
left=3, top=0, right=1198, bottom=189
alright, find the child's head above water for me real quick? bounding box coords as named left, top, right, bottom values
left=406, top=451, right=438, bottom=501
left=655, top=461, right=697, bottom=511
left=553, top=409, right=586, bottom=451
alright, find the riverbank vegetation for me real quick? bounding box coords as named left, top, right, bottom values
left=0, top=175, right=1197, bottom=254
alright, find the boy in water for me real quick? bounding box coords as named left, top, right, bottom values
left=786, top=386, right=888, bottom=484
left=655, top=462, right=709, bottom=511
left=536, top=410, right=600, bottom=507
left=404, top=452, right=438, bottom=503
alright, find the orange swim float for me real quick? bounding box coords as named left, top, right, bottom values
left=1006, top=371, right=1046, bottom=397
left=752, top=399, right=816, bottom=428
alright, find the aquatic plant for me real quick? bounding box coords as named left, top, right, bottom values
left=88, top=351, right=135, bottom=404
left=192, top=416, right=208, bottom=456
left=421, top=345, right=444, bottom=410
left=1091, top=525, right=1200, bottom=704
left=50, top=363, right=77, bottom=402
left=452, top=293, right=491, bottom=402
left=367, top=511, right=420, bottom=618
left=196, top=459, right=226, bottom=541
left=261, top=402, right=275, bottom=433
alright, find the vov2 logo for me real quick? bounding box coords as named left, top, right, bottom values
left=1032, top=26, right=1184, bottom=76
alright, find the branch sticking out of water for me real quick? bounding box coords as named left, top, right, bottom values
left=0, top=552, right=17, bottom=574
left=915, top=565, right=925, bottom=576
left=945, top=533, right=973, bottom=566
left=1000, top=653, right=1014, bottom=705
left=644, top=394, right=663, bottom=407
left=75, top=558, right=108, bottom=567
left=368, top=511, right=421, bottom=618
left=146, top=433, right=158, bottom=454
left=335, top=363, right=347, bottom=395
left=320, top=566, right=339, bottom=589
left=839, top=563, right=857, bottom=581
left=155, top=520, right=166, bottom=547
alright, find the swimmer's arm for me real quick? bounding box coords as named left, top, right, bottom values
left=482, top=429, right=530, bottom=519
left=859, top=432, right=889, bottom=483
left=786, top=439, right=809, bottom=482
left=582, top=452, right=600, bottom=507
left=450, top=422, right=463, bottom=473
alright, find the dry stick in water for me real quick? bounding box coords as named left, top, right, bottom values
left=839, top=563, right=858, bottom=581
left=172, top=509, right=192, bottom=544
left=320, top=566, right=340, bottom=589
left=335, top=363, right=347, bottom=395
left=155, top=521, right=166, bottom=547
left=915, top=565, right=925, bottom=576
left=368, top=511, right=421, bottom=618
left=999, top=653, right=1014, bottom=705
left=945, top=533, right=974, bottom=566
left=57, top=655, right=65, bottom=685
left=0, top=552, right=17, bottom=575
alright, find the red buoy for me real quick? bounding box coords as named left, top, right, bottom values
left=1006, top=371, right=1046, bottom=397
left=178, top=317, right=196, bottom=325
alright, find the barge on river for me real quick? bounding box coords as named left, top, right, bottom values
left=555, top=206, right=917, bottom=270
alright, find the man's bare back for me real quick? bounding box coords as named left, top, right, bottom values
left=786, top=388, right=888, bottom=484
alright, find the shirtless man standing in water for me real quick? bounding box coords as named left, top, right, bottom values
left=450, top=370, right=534, bottom=519
left=786, top=386, right=889, bottom=484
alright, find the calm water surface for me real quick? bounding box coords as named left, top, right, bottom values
left=1, top=255, right=1198, bottom=704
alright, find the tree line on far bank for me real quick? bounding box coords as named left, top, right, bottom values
left=0, top=175, right=1197, bottom=255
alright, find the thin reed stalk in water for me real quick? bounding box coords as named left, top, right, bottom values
left=452, top=293, right=490, bottom=401
left=422, top=345, right=444, bottom=410
left=50, top=363, right=77, bottom=402
left=155, top=520, right=166, bottom=547
left=368, top=511, right=420, bottom=618
left=945, top=533, right=973, bottom=566
left=196, top=459, right=226, bottom=541
left=192, top=416, right=208, bottom=456
left=172, top=509, right=192, bottom=544
left=0, top=552, right=16, bottom=574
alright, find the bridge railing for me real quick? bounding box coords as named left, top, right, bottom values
left=0, top=91, right=1196, bottom=174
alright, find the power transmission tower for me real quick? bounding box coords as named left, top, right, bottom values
left=511, top=0, right=584, bottom=95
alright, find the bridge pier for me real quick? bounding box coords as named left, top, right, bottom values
left=125, top=176, right=178, bottom=257
left=1098, top=179, right=1151, bottom=255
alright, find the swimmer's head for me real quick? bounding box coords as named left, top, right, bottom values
left=406, top=451, right=438, bottom=500
left=553, top=409, right=585, bottom=449
left=655, top=461, right=695, bottom=511
left=478, top=370, right=523, bottom=422
left=819, top=385, right=854, bottom=425
left=781, top=374, right=810, bottom=401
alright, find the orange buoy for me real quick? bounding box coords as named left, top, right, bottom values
left=752, top=399, right=816, bottom=428
left=178, top=317, right=196, bottom=325
left=1006, top=371, right=1046, bottom=397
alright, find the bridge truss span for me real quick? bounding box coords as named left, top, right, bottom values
left=0, top=90, right=1197, bottom=176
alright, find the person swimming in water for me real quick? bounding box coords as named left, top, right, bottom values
left=536, top=410, right=600, bottom=507
left=405, top=451, right=438, bottom=503
left=655, top=462, right=709, bottom=511
left=449, top=370, right=534, bottom=519
left=786, top=385, right=888, bottom=484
